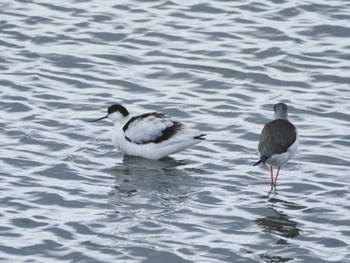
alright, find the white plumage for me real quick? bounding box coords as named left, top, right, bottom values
left=124, top=113, right=174, bottom=144
left=89, top=104, right=205, bottom=160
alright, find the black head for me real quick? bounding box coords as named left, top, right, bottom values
left=87, top=104, right=129, bottom=122
left=107, top=104, right=129, bottom=116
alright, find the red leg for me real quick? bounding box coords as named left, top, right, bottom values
left=269, top=166, right=274, bottom=193
left=274, top=166, right=281, bottom=190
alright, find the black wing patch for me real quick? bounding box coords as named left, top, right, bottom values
left=123, top=112, right=183, bottom=144
left=123, top=112, right=162, bottom=132
left=151, top=121, right=183, bottom=144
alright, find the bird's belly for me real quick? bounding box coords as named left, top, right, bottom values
left=119, top=136, right=199, bottom=160
left=266, top=152, right=289, bottom=167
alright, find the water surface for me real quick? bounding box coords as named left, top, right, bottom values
left=1, top=0, right=350, bottom=262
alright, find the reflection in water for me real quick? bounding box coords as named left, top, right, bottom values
left=100, top=157, right=204, bottom=246
left=255, top=198, right=303, bottom=263
left=122, top=155, right=187, bottom=170
left=256, top=198, right=302, bottom=240
left=256, top=210, right=301, bottom=239
left=106, top=156, right=202, bottom=201
left=259, top=254, right=294, bottom=263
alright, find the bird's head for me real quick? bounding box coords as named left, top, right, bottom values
left=87, top=104, right=129, bottom=123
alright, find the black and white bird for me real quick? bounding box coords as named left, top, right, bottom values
left=88, top=104, right=205, bottom=160
left=254, top=103, right=299, bottom=192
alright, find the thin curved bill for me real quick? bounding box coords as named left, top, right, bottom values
left=86, top=115, right=108, bottom=122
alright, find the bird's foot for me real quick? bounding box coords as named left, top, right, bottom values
left=273, top=183, right=278, bottom=191
left=268, top=183, right=274, bottom=195
left=268, top=183, right=279, bottom=196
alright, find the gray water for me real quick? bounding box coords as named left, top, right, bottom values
left=1, top=0, right=350, bottom=262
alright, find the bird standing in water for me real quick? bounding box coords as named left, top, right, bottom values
left=88, top=104, right=205, bottom=160
left=254, top=103, right=299, bottom=193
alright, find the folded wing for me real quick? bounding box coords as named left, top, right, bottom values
left=123, top=112, right=183, bottom=144
left=258, top=119, right=296, bottom=158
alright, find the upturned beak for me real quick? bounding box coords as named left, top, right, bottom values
left=86, top=115, right=108, bottom=122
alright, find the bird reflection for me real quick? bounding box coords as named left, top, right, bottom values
left=256, top=211, right=300, bottom=240
left=255, top=198, right=302, bottom=262
left=256, top=197, right=302, bottom=240
left=105, top=156, right=202, bottom=200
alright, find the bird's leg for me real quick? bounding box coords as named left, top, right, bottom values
left=269, top=166, right=274, bottom=193
left=274, top=166, right=281, bottom=190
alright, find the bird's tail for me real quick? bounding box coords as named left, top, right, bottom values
left=253, top=156, right=267, bottom=166
left=194, top=134, right=206, bottom=140
left=253, top=160, right=262, bottom=166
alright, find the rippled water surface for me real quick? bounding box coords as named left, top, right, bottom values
left=1, top=0, right=350, bottom=262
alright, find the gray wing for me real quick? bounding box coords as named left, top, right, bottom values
left=258, top=119, right=296, bottom=158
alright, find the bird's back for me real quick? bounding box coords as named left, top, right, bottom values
left=115, top=112, right=204, bottom=159
left=258, top=119, right=296, bottom=159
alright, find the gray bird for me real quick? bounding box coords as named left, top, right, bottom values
left=254, top=103, right=299, bottom=193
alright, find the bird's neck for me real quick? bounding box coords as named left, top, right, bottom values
left=113, top=116, right=131, bottom=128
left=274, top=112, right=288, bottom=120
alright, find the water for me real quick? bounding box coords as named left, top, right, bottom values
left=1, top=0, right=350, bottom=262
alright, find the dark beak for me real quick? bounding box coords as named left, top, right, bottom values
left=86, top=115, right=108, bottom=122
